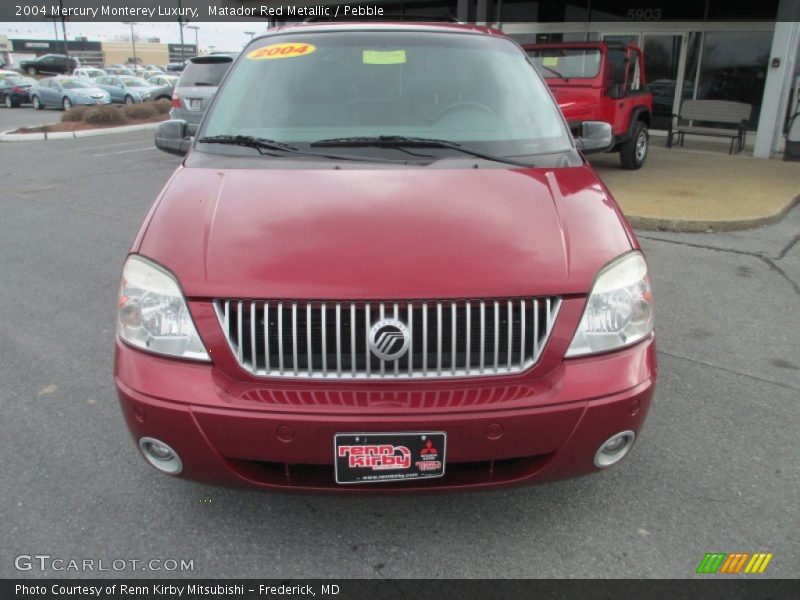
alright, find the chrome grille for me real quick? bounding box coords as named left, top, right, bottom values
left=214, top=298, right=561, bottom=380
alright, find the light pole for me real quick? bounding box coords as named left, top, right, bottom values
left=51, top=18, right=60, bottom=54
left=177, top=0, right=185, bottom=63
left=58, top=0, right=69, bottom=63
left=122, top=22, right=137, bottom=67
left=186, top=25, right=199, bottom=55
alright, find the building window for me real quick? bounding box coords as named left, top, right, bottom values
left=696, top=31, right=772, bottom=128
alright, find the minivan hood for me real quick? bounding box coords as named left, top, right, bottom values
left=138, top=165, right=633, bottom=299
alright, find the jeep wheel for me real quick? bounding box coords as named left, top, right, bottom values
left=620, top=122, right=648, bottom=170
left=124, top=95, right=134, bottom=105
left=62, top=97, right=72, bottom=111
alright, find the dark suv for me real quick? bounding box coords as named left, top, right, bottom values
left=19, top=54, right=79, bottom=76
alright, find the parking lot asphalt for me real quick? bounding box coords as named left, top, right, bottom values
left=0, top=105, right=62, bottom=131
left=1, top=119, right=798, bottom=579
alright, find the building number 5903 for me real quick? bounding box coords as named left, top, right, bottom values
left=627, top=8, right=663, bottom=20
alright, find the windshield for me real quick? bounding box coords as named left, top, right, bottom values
left=120, top=77, right=150, bottom=87
left=59, top=79, right=91, bottom=89
left=527, top=48, right=602, bottom=79
left=200, top=32, right=570, bottom=160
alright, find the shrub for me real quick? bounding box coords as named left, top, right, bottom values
left=122, top=103, right=158, bottom=120
left=153, top=98, right=172, bottom=115
left=83, top=105, right=128, bottom=126
left=61, top=105, right=89, bottom=122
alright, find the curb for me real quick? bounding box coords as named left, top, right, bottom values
left=0, top=121, right=160, bottom=142
left=626, top=194, right=800, bottom=232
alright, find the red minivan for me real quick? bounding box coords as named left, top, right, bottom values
left=116, top=22, right=656, bottom=492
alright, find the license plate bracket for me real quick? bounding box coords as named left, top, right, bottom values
left=334, top=432, right=446, bottom=485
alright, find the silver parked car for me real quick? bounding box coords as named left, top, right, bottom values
left=141, top=74, right=179, bottom=102
left=170, top=53, right=237, bottom=135
left=30, top=76, right=110, bottom=110
left=95, top=75, right=155, bottom=104
left=73, top=67, right=107, bottom=81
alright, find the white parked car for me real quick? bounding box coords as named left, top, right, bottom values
left=73, top=67, right=107, bottom=81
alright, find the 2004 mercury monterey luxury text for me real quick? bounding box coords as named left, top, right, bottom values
left=115, top=22, right=656, bottom=492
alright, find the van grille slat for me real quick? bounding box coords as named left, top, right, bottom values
left=214, top=297, right=561, bottom=380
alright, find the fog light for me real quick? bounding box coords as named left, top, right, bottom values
left=594, top=431, right=635, bottom=468
left=138, top=437, right=182, bottom=474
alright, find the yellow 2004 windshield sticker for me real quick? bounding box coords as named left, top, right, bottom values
left=542, top=56, right=559, bottom=67
left=363, top=50, right=407, bottom=65
left=247, top=43, right=316, bottom=60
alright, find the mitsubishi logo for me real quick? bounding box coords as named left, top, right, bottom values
left=368, top=318, right=410, bottom=361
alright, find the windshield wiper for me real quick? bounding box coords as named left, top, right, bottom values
left=193, top=82, right=217, bottom=86
left=197, top=134, right=299, bottom=153
left=310, top=135, right=533, bottom=167
left=537, top=64, right=568, bottom=81
left=196, top=134, right=401, bottom=164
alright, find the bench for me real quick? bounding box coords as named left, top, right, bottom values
left=667, top=99, right=751, bottom=154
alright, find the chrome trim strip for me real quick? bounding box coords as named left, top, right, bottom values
left=236, top=301, right=243, bottom=365
left=507, top=300, right=513, bottom=369
left=263, top=302, right=270, bottom=373
left=436, top=302, right=442, bottom=376
left=422, top=302, right=428, bottom=375
left=451, top=302, right=457, bottom=375
left=336, top=302, right=342, bottom=377
left=321, top=302, right=327, bottom=375
left=465, top=301, right=471, bottom=373
left=407, top=303, right=413, bottom=376
left=479, top=301, right=485, bottom=374
left=250, top=301, right=257, bottom=372
left=350, top=303, right=356, bottom=377
left=292, top=302, right=298, bottom=376
left=306, top=303, right=313, bottom=377
left=493, top=300, right=499, bottom=373
left=277, top=302, right=284, bottom=374
left=519, top=299, right=526, bottom=369
left=534, top=298, right=540, bottom=360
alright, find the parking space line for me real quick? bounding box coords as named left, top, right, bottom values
left=93, top=147, right=157, bottom=157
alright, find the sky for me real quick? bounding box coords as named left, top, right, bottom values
left=0, top=21, right=270, bottom=52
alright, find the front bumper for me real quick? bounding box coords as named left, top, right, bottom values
left=115, top=331, right=656, bottom=493
left=72, top=96, right=111, bottom=106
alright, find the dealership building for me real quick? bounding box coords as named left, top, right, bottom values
left=2, top=36, right=197, bottom=68
left=231, top=0, right=800, bottom=159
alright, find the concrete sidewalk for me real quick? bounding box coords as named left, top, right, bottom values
left=591, top=144, right=800, bottom=232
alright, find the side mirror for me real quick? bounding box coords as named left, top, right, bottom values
left=155, top=119, right=191, bottom=156
left=576, top=121, right=614, bottom=154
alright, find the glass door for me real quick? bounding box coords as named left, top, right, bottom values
left=642, top=34, right=688, bottom=130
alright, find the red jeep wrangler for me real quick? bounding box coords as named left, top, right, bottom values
left=525, top=42, right=652, bottom=169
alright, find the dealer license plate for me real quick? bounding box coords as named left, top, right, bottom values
left=334, top=432, right=446, bottom=485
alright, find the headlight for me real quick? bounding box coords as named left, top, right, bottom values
left=117, top=255, right=210, bottom=361
left=566, top=251, right=653, bottom=357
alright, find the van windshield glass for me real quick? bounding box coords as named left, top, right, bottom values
left=201, top=31, right=571, bottom=160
